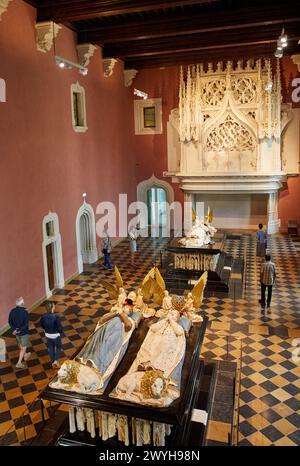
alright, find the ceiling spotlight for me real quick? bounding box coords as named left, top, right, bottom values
left=134, top=88, right=148, bottom=99
left=55, top=55, right=88, bottom=76
left=279, top=28, right=288, bottom=47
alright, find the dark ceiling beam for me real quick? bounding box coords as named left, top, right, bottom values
left=36, top=0, right=218, bottom=22
left=76, top=5, right=300, bottom=43
left=124, top=44, right=300, bottom=69
left=101, top=26, right=300, bottom=59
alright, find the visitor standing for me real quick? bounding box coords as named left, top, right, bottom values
left=256, top=223, right=267, bottom=258
left=128, top=225, right=139, bottom=266
left=40, top=301, right=62, bottom=369
left=8, top=297, right=31, bottom=369
left=101, top=229, right=112, bottom=270
left=260, top=254, right=276, bottom=310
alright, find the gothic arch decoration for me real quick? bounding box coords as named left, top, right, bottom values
left=42, top=211, right=64, bottom=298
left=164, top=59, right=293, bottom=234
left=205, top=114, right=255, bottom=152
left=76, top=202, right=98, bottom=274
left=137, top=174, right=175, bottom=229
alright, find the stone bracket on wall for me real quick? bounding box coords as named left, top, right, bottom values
left=103, top=58, right=117, bottom=77
left=77, top=43, right=97, bottom=69
left=124, top=69, right=138, bottom=87
left=0, top=0, right=13, bottom=21
left=36, top=21, right=61, bottom=53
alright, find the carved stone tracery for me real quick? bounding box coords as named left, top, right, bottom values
left=206, top=114, right=255, bottom=152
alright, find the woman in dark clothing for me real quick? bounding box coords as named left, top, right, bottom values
left=40, top=301, right=62, bottom=368
left=256, top=223, right=267, bottom=258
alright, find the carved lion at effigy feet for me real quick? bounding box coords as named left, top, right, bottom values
left=50, top=359, right=104, bottom=394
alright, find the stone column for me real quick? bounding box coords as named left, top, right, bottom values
left=183, top=192, right=193, bottom=235
left=267, top=191, right=280, bottom=234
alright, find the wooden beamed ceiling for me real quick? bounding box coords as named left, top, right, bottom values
left=26, top=0, right=300, bottom=69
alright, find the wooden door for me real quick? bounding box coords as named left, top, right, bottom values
left=46, top=243, right=55, bottom=291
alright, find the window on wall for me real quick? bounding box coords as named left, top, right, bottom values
left=143, top=106, right=156, bottom=128
left=134, top=98, right=162, bottom=135
left=70, top=82, right=88, bottom=133
left=45, top=220, right=55, bottom=237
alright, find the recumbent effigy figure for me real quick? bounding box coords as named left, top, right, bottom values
left=179, top=207, right=217, bottom=248
left=50, top=266, right=147, bottom=395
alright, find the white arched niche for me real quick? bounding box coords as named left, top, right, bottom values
left=137, top=174, right=177, bottom=235
left=42, top=211, right=65, bottom=298
left=76, top=201, right=98, bottom=274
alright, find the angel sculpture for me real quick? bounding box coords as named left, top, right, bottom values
left=135, top=288, right=156, bottom=318
left=156, top=290, right=173, bottom=318
left=182, top=271, right=208, bottom=323
left=99, top=266, right=125, bottom=312
left=141, top=266, right=166, bottom=307
left=99, top=266, right=158, bottom=318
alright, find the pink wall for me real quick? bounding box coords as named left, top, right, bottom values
left=133, top=67, right=183, bottom=204
left=278, top=176, right=300, bottom=232
left=279, top=57, right=300, bottom=232
left=0, top=1, right=136, bottom=328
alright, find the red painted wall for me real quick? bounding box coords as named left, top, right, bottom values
left=0, top=1, right=136, bottom=328
left=278, top=57, right=300, bottom=232
left=133, top=67, right=183, bottom=204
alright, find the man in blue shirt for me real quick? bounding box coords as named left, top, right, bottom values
left=8, top=297, right=31, bottom=369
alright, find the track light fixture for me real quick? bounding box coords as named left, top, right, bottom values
left=134, top=88, right=148, bottom=99
left=55, top=55, right=88, bottom=76
left=274, top=27, right=288, bottom=58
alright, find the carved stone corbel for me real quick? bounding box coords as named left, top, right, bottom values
left=103, top=58, right=117, bottom=77
left=77, top=43, right=97, bottom=68
left=36, top=21, right=61, bottom=53
left=0, top=0, right=13, bottom=20
left=124, top=69, right=138, bottom=87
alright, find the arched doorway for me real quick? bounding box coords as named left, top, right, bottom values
left=76, top=202, right=98, bottom=273
left=137, top=174, right=175, bottom=234
left=42, top=212, right=64, bottom=298
left=147, top=187, right=167, bottom=227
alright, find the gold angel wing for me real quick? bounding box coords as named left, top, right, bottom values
left=192, top=208, right=197, bottom=223
left=141, top=266, right=155, bottom=287
left=151, top=278, right=165, bottom=306
left=114, top=266, right=123, bottom=291
left=191, top=271, right=208, bottom=309
left=207, top=206, right=213, bottom=223
left=141, top=276, right=154, bottom=303
left=154, top=267, right=166, bottom=292
left=99, top=279, right=118, bottom=300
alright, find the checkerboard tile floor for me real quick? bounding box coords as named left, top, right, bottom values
left=0, top=232, right=299, bottom=445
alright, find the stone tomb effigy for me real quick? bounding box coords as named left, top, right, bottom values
left=164, top=232, right=232, bottom=293
left=38, top=315, right=209, bottom=447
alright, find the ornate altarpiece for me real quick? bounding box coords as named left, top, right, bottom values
left=166, top=59, right=294, bottom=233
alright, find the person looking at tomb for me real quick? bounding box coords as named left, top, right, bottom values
left=39, top=301, right=62, bottom=369
left=101, top=229, right=112, bottom=270
left=8, top=297, right=31, bottom=369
